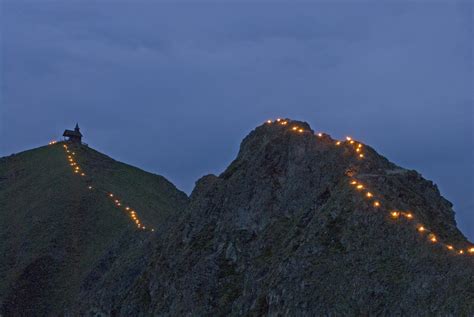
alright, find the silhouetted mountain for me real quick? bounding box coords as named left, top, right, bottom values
left=0, top=143, right=188, bottom=315
left=1, top=119, right=473, bottom=316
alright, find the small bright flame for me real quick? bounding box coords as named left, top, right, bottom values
left=390, top=211, right=400, bottom=219
left=405, top=213, right=413, bottom=219
left=351, top=181, right=357, bottom=185
left=366, top=192, right=373, bottom=198
left=430, top=235, right=437, bottom=243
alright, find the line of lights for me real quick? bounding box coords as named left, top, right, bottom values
left=55, top=142, right=154, bottom=232
left=265, top=118, right=473, bottom=256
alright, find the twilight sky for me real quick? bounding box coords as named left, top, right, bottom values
left=1, top=1, right=473, bottom=239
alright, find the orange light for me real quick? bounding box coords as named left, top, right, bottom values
left=459, top=250, right=464, bottom=254
left=356, top=148, right=360, bottom=152
left=126, top=207, right=130, bottom=211
left=350, top=140, right=355, bottom=144
left=373, top=201, right=380, bottom=207
left=292, top=127, right=298, bottom=131
left=430, top=234, right=437, bottom=243
left=366, top=192, right=373, bottom=198
left=298, top=129, right=304, bottom=133
left=356, top=184, right=364, bottom=190
left=468, top=247, right=474, bottom=254
left=281, top=121, right=288, bottom=125
left=357, top=144, right=362, bottom=148
left=405, top=213, right=413, bottom=219
left=447, top=245, right=454, bottom=250
left=390, top=211, right=400, bottom=219
left=359, top=154, right=365, bottom=158
left=351, top=181, right=357, bottom=185
left=74, top=170, right=79, bottom=174
left=336, top=141, right=341, bottom=146
left=418, top=226, right=426, bottom=232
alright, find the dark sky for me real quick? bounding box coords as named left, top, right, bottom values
left=1, top=1, right=473, bottom=240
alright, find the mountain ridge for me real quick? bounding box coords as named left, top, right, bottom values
left=1, top=118, right=473, bottom=315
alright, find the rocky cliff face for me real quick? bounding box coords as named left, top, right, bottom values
left=77, top=119, right=474, bottom=315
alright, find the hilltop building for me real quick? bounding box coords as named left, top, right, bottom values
left=63, top=123, right=82, bottom=143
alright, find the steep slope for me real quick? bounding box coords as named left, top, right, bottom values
left=80, top=119, right=474, bottom=315
left=0, top=142, right=188, bottom=316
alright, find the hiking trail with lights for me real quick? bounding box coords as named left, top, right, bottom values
left=265, top=118, right=473, bottom=256
left=52, top=142, right=155, bottom=232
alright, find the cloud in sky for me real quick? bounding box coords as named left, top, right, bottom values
left=1, top=1, right=472, bottom=238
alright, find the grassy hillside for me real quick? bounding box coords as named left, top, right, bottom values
left=0, top=142, right=188, bottom=315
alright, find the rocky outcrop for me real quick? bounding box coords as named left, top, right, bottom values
left=77, top=119, right=474, bottom=315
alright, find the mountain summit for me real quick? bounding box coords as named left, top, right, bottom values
left=1, top=118, right=473, bottom=315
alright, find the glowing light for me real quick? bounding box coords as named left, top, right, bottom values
left=317, top=133, right=323, bottom=137
left=459, top=250, right=464, bottom=254
left=281, top=121, right=288, bottom=125
left=357, top=144, right=362, bottom=148
left=418, top=226, right=426, bottom=232
left=298, top=129, right=304, bottom=133
left=350, top=140, right=355, bottom=144
left=356, top=185, right=364, bottom=190
left=373, top=201, right=381, bottom=207
left=115, top=199, right=119, bottom=203
left=267, top=120, right=272, bottom=124
left=74, top=170, right=79, bottom=174
left=346, top=137, right=352, bottom=141
left=405, top=213, right=413, bottom=219
left=109, top=193, right=114, bottom=197
left=151, top=229, right=155, bottom=232
left=359, top=154, right=365, bottom=158
left=390, top=211, right=400, bottom=219
left=276, top=118, right=281, bottom=122
left=366, top=192, right=373, bottom=198
left=468, top=248, right=474, bottom=254
left=81, top=173, right=85, bottom=176
left=292, top=127, right=298, bottom=131
left=356, top=148, right=360, bottom=152
left=88, top=186, right=92, bottom=190
left=126, top=207, right=130, bottom=211
left=447, top=245, right=454, bottom=250
left=336, top=141, right=341, bottom=146
left=351, top=181, right=357, bottom=185
left=430, top=234, right=437, bottom=243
